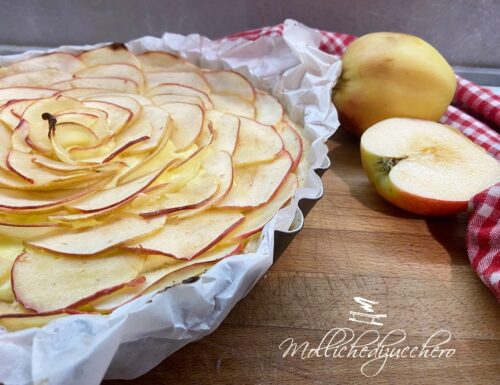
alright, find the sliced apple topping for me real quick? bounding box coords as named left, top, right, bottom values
left=0, top=46, right=307, bottom=326
left=12, top=249, right=145, bottom=312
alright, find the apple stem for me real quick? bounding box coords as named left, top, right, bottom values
left=377, top=156, right=407, bottom=174
left=41, top=112, right=57, bottom=139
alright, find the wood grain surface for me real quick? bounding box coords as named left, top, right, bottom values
left=105, top=129, right=500, bottom=385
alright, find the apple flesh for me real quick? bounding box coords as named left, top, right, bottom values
left=360, top=118, right=500, bottom=215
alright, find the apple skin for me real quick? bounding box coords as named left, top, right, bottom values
left=360, top=145, right=467, bottom=216
left=333, top=32, right=457, bottom=136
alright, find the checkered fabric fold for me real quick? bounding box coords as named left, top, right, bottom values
left=226, top=23, right=500, bottom=301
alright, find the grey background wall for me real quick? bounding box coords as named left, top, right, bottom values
left=0, top=0, right=498, bottom=67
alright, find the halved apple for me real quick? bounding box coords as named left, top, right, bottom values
left=217, top=151, right=293, bottom=208
left=126, top=210, right=244, bottom=260
left=28, top=215, right=164, bottom=255
left=203, top=70, right=255, bottom=102
left=233, top=117, right=283, bottom=166
left=12, top=249, right=145, bottom=312
left=360, top=118, right=500, bottom=215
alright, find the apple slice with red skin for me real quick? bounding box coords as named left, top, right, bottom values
left=12, top=249, right=145, bottom=312
left=0, top=309, right=85, bottom=331
left=67, top=167, right=166, bottom=213
left=28, top=215, right=165, bottom=256
left=79, top=44, right=140, bottom=67
left=0, top=69, right=73, bottom=88
left=255, top=91, right=284, bottom=126
left=137, top=51, right=199, bottom=72
left=0, top=87, right=56, bottom=101
left=126, top=210, right=244, bottom=260
left=233, top=117, right=283, bottom=166
left=51, top=77, right=138, bottom=93
left=208, top=111, right=240, bottom=155
left=125, top=106, right=171, bottom=154
left=217, top=151, right=293, bottom=209
left=0, top=176, right=112, bottom=212
left=361, top=118, right=500, bottom=215
left=228, top=173, right=298, bottom=240
left=55, top=87, right=116, bottom=99
left=145, top=72, right=210, bottom=93
left=160, top=102, right=204, bottom=150
left=155, top=95, right=204, bottom=108
left=279, top=122, right=304, bottom=171
left=91, top=242, right=242, bottom=312
left=209, top=94, right=255, bottom=118
left=81, top=100, right=133, bottom=135
left=0, top=222, right=61, bottom=240
left=0, top=53, right=84, bottom=75
left=76, top=63, right=144, bottom=88
left=6, top=150, right=95, bottom=185
left=203, top=70, right=256, bottom=102
left=147, top=83, right=213, bottom=109
left=0, top=99, right=35, bottom=130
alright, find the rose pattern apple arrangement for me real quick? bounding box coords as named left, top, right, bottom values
left=0, top=45, right=307, bottom=330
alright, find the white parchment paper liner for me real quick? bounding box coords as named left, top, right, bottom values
left=0, top=19, right=341, bottom=385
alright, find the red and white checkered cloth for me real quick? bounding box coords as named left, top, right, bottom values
left=226, top=24, right=500, bottom=300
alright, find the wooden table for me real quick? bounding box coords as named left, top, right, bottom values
left=106, top=129, right=500, bottom=385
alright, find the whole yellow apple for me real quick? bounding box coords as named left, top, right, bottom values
left=333, top=32, right=457, bottom=136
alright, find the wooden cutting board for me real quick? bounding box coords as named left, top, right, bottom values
left=106, top=129, right=500, bottom=385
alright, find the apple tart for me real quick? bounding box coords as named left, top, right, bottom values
left=0, top=44, right=306, bottom=330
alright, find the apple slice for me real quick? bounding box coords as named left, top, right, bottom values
left=0, top=236, right=23, bottom=283
left=79, top=44, right=140, bottom=67
left=255, top=91, right=284, bottom=126
left=0, top=87, right=56, bottom=101
left=11, top=120, right=33, bottom=153
left=147, top=83, right=213, bottom=109
left=209, top=94, right=255, bottom=118
left=0, top=310, right=84, bottom=331
left=51, top=77, right=138, bottom=93
left=68, top=167, right=165, bottom=213
left=0, top=53, right=84, bottom=75
left=0, top=222, right=61, bottom=240
left=91, top=242, right=241, bottom=312
left=233, top=117, right=283, bottom=166
left=209, top=111, right=240, bottom=155
left=55, top=87, right=115, bottom=99
left=0, top=300, right=29, bottom=316
left=203, top=70, right=255, bottom=102
left=229, top=173, right=297, bottom=240
left=217, top=151, right=293, bottom=209
left=145, top=72, right=210, bottom=94
left=160, top=102, right=204, bottom=150
left=279, top=122, right=303, bottom=171
left=12, top=249, right=145, bottom=312
left=361, top=118, right=500, bottom=215
left=0, top=99, right=35, bottom=130
left=0, top=69, right=73, bottom=88
left=137, top=51, right=199, bottom=72
left=0, top=177, right=111, bottom=211
left=81, top=100, right=132, bottom=135
left=143, top=262, right=213, bottom=294
left=76, top=64, right=144, bottom=88
left=155, top=95, right=205, bottom=108
left=6, top=150, right=94, bottom=185
left=125, top=106, right=170, bottom=154
left=28, top=215, right=164, bottom=255
left=127, top=210, right=244, bottom=260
